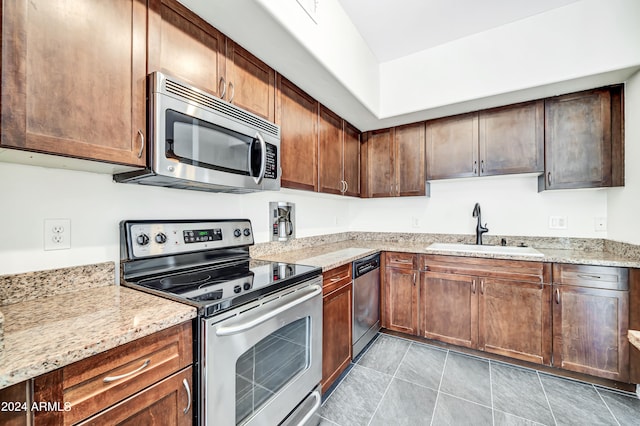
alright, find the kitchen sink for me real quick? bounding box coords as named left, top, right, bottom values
left=427, top=243, right=545, bottom=257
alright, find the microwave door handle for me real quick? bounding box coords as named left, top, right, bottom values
left=253, top=132, right=267, bottom=185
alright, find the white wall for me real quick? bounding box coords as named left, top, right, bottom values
left=608, top=70, right=640, bottom=244
left=379, top=0, right=640, bottom=119
left=0, top=163, right=350, bottom=275
left=348, top=175, right=608, bottom=238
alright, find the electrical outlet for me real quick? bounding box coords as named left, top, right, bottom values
left=548, top=216, right=567, bottom=230
left=594, top=217, right=607, bottom=232
left=411, top=217, right=420, bottom=228
left=44, top=219, right=71, bottom=250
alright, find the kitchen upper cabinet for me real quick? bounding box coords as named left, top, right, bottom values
left=419, top=255, right=552, bottom=365
left=318, top=107, right=361, bottom=196
left=277, top=76, right=319, bottom=191
left=479, top=101, right=544, bottom=176
left=383, top=253, right=419, bottom=335
left=148, top=0, right=275, bottom=121
left=426, top=101, right=543, bottom=180
left=225, top=40, right=276, bottom=121
left=322, top=264, right=353, bottom=392
left=148, top=0, right=226, bottom=98
left=552, top=264, right=629, bottom=382
left=362, top=123, right=425, bottom=198
left=1, top=0, right=147, bottom=166
left=541, top=86, right=624, bottom=190
left=426, top=113, right=478, bottom=180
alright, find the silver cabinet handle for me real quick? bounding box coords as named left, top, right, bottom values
left=344, top=180, right=349, bottom=193
left=480, top=160, right=485, bottom=174
left=555, top=288, right=560, bottom=304
left=228, top=81, right=235, bottom=103
left=216, top=285, right=322, bottom=336
left=473, top=160, right=478, bottom=174
left=219, top=76, right=227, bottom=99
left=412, top=273, right=417, bottom=286
left=136, top=129, right=144, bottom=158
left=577, top=274, right=602, bottom=280
left=472, top=279, right=476, bottom=294
left=103, top=359, right=150, bottom=383
left=183, top=378, right=192, bottom=414
left=547, top=172, right=552, bottom=187
left=481, top=280, right=485, bottom=294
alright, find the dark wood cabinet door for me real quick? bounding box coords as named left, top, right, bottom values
left=419, top=272, right=477, bottom=348
left=318, top=106, right=344, bottom=195
left=395, top=122, right=425, bottom=196
left=552, top=284, right=629, bottom=381
left=77, top=367, right=193, bottom=425
left=0, top=381, right=29, bottom=426
left=1, top=0, right=147, bottom=166
left=322, top=282, right=352, bottom=393
left=343, top=122, right=361, bottom=197
left=479, top=101, right=544, bottom=176
left=148, top=0, right=226, bottom=98
left=383, top=268, right=418, bottom=335
left=276, top=76, right=318, bottom=191
left=426, top=113, right=478, bottom=180
left=544, top=88, right=615, bottom=189
left=478, top=278, right=551, bottom=365
left=364, top=128, right=394, bottom=198
left=225, top=40, right=275, bottom=121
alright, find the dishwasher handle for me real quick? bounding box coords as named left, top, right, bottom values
left=353, top=253, right=381, bottom=279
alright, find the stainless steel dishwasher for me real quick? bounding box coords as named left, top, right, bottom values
left=352, top=253, right=381, bottom=357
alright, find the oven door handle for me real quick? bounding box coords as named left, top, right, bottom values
left=215, top=284, right=321, bottom=336
left=297, top=390, right=321, bottom=426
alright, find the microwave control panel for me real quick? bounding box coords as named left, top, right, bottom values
left=265, top=143, right=278, bottom=180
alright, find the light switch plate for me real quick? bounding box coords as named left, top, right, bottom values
left=548, top=216, right=568, bottom=230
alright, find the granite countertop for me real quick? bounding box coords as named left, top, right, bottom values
left=629, top=330, right=640, bottom=351
left=253, top=240, right=640, bottom=271
left=0, top=285, right=196, bottom=389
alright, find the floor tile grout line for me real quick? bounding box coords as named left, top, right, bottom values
left=364, top=339, right=412, bottom=426
left=489, top=360, right=495, bottom=426
left=438, top=389, right=493, bottom=410
left=536, top=371, right=559, bottom=426
left=493, top=408, right=547, bottom=426
left=318, top=414, right=341, bottom=426
left=593, top=384, right=622, bottom=426
left=429, top=349, right=450, bottom=426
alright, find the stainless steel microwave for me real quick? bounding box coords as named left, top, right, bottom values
left=114, top=72, right=280, bottom=193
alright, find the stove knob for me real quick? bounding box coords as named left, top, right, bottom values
left=136, top=233, right=150, bottom=246
left=243, top=228, right=251, bottom=237
left=155, top=232, right=167, bottom=244
left=233, top=285, right=242, bottom=294
left=233, top=229, right=242, bottom=238
left=243, top=282, right=251, bottom=290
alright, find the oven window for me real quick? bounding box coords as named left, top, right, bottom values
left=165, top=109, right=260, bottom=176
left=235, top=318, right=310, bottom=425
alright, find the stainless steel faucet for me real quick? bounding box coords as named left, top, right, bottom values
left=472, top=203, right=489, bottom=245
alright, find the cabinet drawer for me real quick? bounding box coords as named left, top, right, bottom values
left=323, top=263, right=352, bottom=295
left=553, top=264, right=628, bottom=290
left=420, top=254, right=549, bottom=284
left=385, top=252, right=417, bottom=270
left=34, top=322, right=192, bottom=425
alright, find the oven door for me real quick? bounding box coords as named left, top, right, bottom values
left=202, top=278, right=322, bottom=426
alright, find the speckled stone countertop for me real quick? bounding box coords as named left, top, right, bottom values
left=0, top=263, right=197, bottom=389
left=629, top=331, right=640, bottom=351
left=251, top=233, right=640, bottom=271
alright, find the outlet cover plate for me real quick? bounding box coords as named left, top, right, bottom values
left=44, top=219, right=71, bottom=250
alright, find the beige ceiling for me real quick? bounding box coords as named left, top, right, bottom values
left=337, top=0, right=581, bottom=62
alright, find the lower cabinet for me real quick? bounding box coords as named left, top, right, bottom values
left=321, top=264, right=352, bottom=393
left=552, top=264, right=630, bottom=382
left=419, top=255, right=552, bottom=365
left=33, top=322, right=193, bottom=425
left=382, top=252, right=419, bottom=335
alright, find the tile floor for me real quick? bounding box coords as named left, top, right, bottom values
left=319, top=334, right=640, bottom=426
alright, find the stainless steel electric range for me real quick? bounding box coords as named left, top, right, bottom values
left=120, top=219, right=323, bottom=426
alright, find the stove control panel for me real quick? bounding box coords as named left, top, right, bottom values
left=122, top=219, right=254, bottom=259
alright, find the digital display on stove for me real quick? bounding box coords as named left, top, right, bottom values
left=183, top=228, right=222, bottom=244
